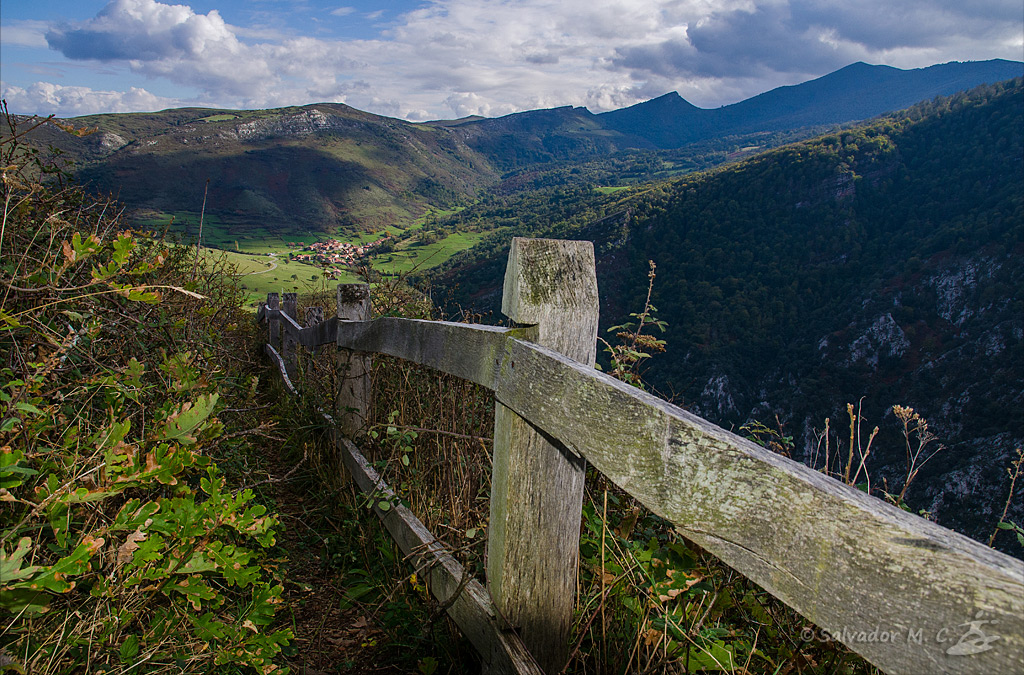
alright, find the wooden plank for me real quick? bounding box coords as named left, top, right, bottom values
left=334, top=435, right=543, bottom=675
left=331, top=316, right=1024, bottom=673
left=283, top=292, right=298, bottom=319
left=265, top=309, right=539, bottom=672
left=299, top=316, right=337, bottom=349
left=336, top=317, right=518, bottom=388
left=282, top=293, right=298, bottom=381
left=264, top=343, right=297, bottom=395
left=267, top=292, right=280, bottom=348
left=263, top=309, right=337, bottom=348
left=336, top=284, right=371, bottom=438
left=489, top=336, right=1024, bottom=675
left=488, top=238, right=599, bottom=673
left=500, top=237, right=600, bottom=364
left=304, top=307, right=326, bottom=354
left=274, top=308, right=304, bottom=336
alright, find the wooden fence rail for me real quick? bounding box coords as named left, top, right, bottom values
left=259, top=238, right=1023, bottom=675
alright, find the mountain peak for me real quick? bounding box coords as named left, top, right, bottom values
left=601, top=91, right=699, bottom=117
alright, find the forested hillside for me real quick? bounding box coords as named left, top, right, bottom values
left=438, top=78, right=1024, bottom=547
left=16, top=60, right=1019, bottom=245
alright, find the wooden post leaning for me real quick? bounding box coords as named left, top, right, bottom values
left=305, top=306, right=326, bottom=354
left=336, top=284, right=372, bottom=438
left=267, top=292, right=280, bottom=350
left=487, top=238, right=600, bottom=673
left=282, top=292, right=299, bottom=381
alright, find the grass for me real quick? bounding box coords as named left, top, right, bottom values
left=200, top=249, right=359, bottom=308
left=595, top=185, right=630, bottom=194
left=185, top=225, right=480, bottom=307
left=134, top=210, right=321, bottom=253
left=371, top=231, right=483, bottom=276
left=141, top=200, right=480, bottom=307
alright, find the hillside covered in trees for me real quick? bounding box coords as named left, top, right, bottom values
left=13, top=60, right=1020, bottom=244
left=438, top=78, right=1024, bottom=545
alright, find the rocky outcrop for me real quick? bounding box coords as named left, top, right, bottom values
left=846, top=313, right=910, bottom=369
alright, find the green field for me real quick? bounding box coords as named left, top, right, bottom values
left=140, top=204, right=482, bottom=308
left=372, top=231, right=483, bottom=275
left=188, top=224, right=481, bottom=308
left=200, top=249, right=358, bottom=308
left=134, top=210, right=329, bottom=253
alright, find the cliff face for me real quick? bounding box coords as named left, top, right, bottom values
left=764, top=250, right=1021, bottom=544
left=627, top=83, right=1024, bottom=549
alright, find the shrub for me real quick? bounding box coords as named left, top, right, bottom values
left=1, top=106, right=291, bottom=673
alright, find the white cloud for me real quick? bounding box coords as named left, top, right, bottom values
left=330, top=7, right=356, bottom=17
left=1, top=81, right=179, bottom=117
left=21, top=0, right=1024, bottom=120
left=1, top=20, right=50, bottom=48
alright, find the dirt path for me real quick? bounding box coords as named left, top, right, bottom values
left=247, top=257, right=279, bottom=275
left=260, top=451, right=419, bottom=674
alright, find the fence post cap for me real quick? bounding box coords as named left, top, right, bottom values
left=502, top=238, right=598, bottom=325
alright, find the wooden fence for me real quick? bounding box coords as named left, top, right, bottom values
left=258, top=238, right=1023, bottom=675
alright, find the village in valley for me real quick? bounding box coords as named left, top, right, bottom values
left=287, top=233, right=392, bottom=278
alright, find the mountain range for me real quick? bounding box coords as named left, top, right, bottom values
left=14, top=59, right=1022, bottom=236
left=441, top=59, right=1024, bottom=168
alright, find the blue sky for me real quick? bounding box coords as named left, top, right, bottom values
left=2, top=1, right=1022, bottom=120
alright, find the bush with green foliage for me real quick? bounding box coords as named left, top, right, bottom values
left=1, top=108, right=291, bottom=673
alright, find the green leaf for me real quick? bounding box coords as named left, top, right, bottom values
left=0, top=447, right=31, bottom=489
left=158, top=393, right=219, bottom=445
left=684, top=639, right=737, bottom=671
left=337, top=583, right=375, bottom=610
left=46, top=501, right=71, bottom=548
left=14, top=402, right=43, bottom=415
left=176, top=551, right=219, bottom=576
left=167, top=576, right=219, bottom=611
left=0, top=308, right=24, bottom=329
left=98, top=419, right=131, bottom=470
left=0, top=587, right=51, bottom=615
left=1, top=538, right=40, bottom=583
left=119, top=634, right=140, bottom=663
left=246, top=583, right=285, bottom=626
left=71, top=232, right=102, bottom=261
left=0, top=465, right=37, bottom=476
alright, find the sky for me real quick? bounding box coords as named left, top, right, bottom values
left=2, top=0, right=1022, bottom=121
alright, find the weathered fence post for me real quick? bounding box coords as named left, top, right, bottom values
left=305, top=306, right=325, bottom=326
left=267, top=292, right=280, bottom=349
left=336, top=283, right=371, bottom=438
left=282, top=292, right=298, bottom=380
left=488, top=238, right=600, bottom=673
